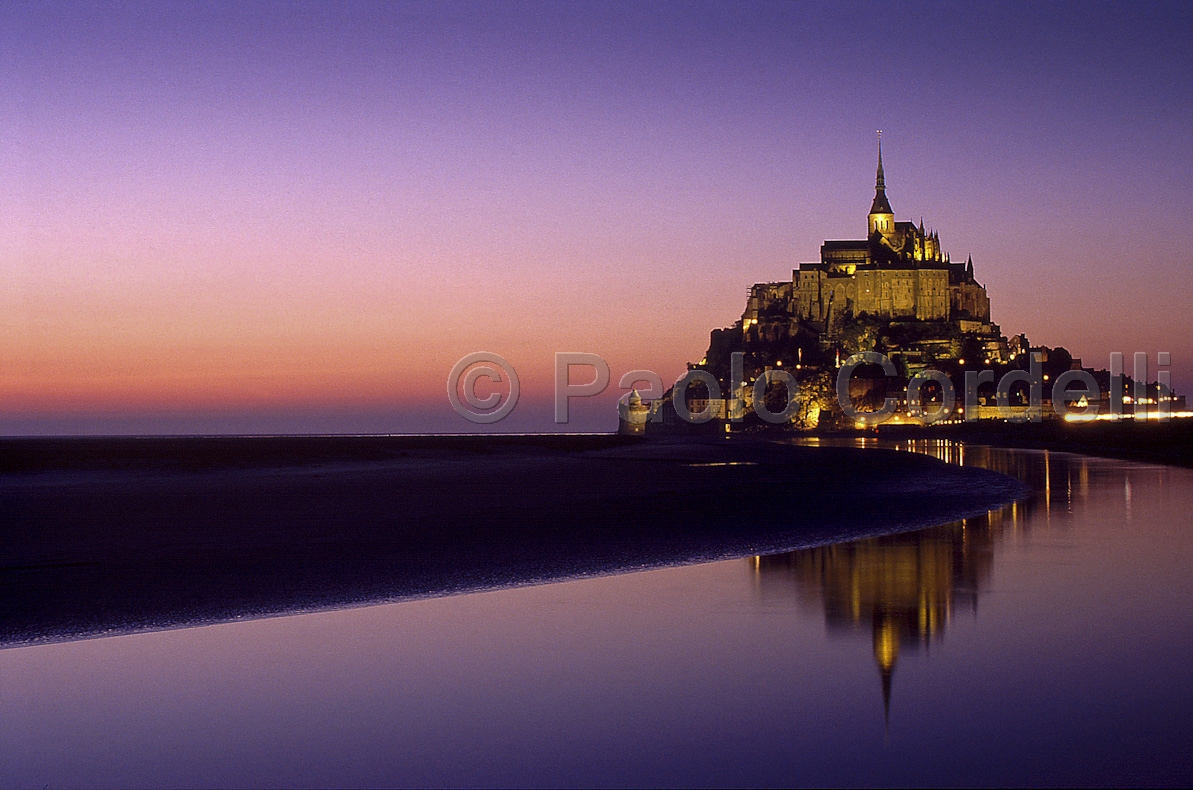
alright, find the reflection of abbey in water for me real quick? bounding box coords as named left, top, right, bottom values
left=751, top=521, right=991, bottom=721
left=749, top=443, right=1075, bottom=720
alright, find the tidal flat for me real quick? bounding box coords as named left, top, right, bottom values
left=0, top=435, right=1028, bottom=646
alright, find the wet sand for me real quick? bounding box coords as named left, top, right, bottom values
left=0, top=435, right=1029, bottom=646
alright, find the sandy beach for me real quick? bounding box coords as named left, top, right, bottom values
left=0, top=435, right=1029, bottom=646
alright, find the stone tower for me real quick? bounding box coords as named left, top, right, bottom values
left=617, top=389, right=650, bottom=435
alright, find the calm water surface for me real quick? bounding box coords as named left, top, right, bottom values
left=2, top=442, right=1192, bottom=787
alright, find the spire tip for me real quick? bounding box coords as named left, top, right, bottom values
left=875, top=132, right=885, bottom=191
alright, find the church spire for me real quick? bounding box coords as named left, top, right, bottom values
left=876, top=131, right=886, bottom=192
left=868, top=130, right=894, bottom=228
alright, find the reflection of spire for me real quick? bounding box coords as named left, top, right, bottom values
left=747, top=446, right=1057, bottom=730
left=874, top=616, right=899, bottom=725
left=881, top=669, right=893, bottom=729
left=749, top=507, right=1004, bottom=728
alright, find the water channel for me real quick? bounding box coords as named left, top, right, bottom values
left=2, top=441, right=1190, bottom=786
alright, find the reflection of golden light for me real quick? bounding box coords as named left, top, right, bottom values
left=1045, top=451, right=1051, bottom=517
left=874, top=620, right=899, bottom=672
left=761, top=439, right=1077, bottom=719
left=751, top=518, right=994, bottom=722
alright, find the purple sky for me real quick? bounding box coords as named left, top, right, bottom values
left=1, top=2, right=1190, bottom=434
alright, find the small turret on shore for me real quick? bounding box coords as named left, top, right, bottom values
left=617, top=389, right=651, bottom=435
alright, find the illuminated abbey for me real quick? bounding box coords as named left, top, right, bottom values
left=623, top=139, right=1017, bottom=433
left=739, top=136, right=1003, bottom=363
left=619, top=136, right=1183, bottom=434
left=792, top=136, right=989, bottom=325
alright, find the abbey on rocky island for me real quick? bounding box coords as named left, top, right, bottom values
left=618, top=139, right=1182, bottom=434
left=738, top=136, right=1005, bottom=367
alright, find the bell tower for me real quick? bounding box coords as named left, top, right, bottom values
left=867, top=131, right=895, bottom=239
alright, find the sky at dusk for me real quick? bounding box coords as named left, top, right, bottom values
left=1, top=1, right=1190, bottom=434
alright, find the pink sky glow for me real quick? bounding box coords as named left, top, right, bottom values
left=1, top=3, right=1190, bottom=433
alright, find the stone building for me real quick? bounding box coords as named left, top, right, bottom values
left=745, top=139, right=995, bottom=334
left=639, top=141, right=1027, bottom=433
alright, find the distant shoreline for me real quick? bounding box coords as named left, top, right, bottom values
left=4, top=418, right=1190, bottom=474
left=874, top=419, right=1193, bottom=469
left=0, top=436, right=1028, bottom=648
left=0, top=433, right=634, bottom=475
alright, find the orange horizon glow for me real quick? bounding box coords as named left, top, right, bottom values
left=2, top=5, right=1190, bottom=433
